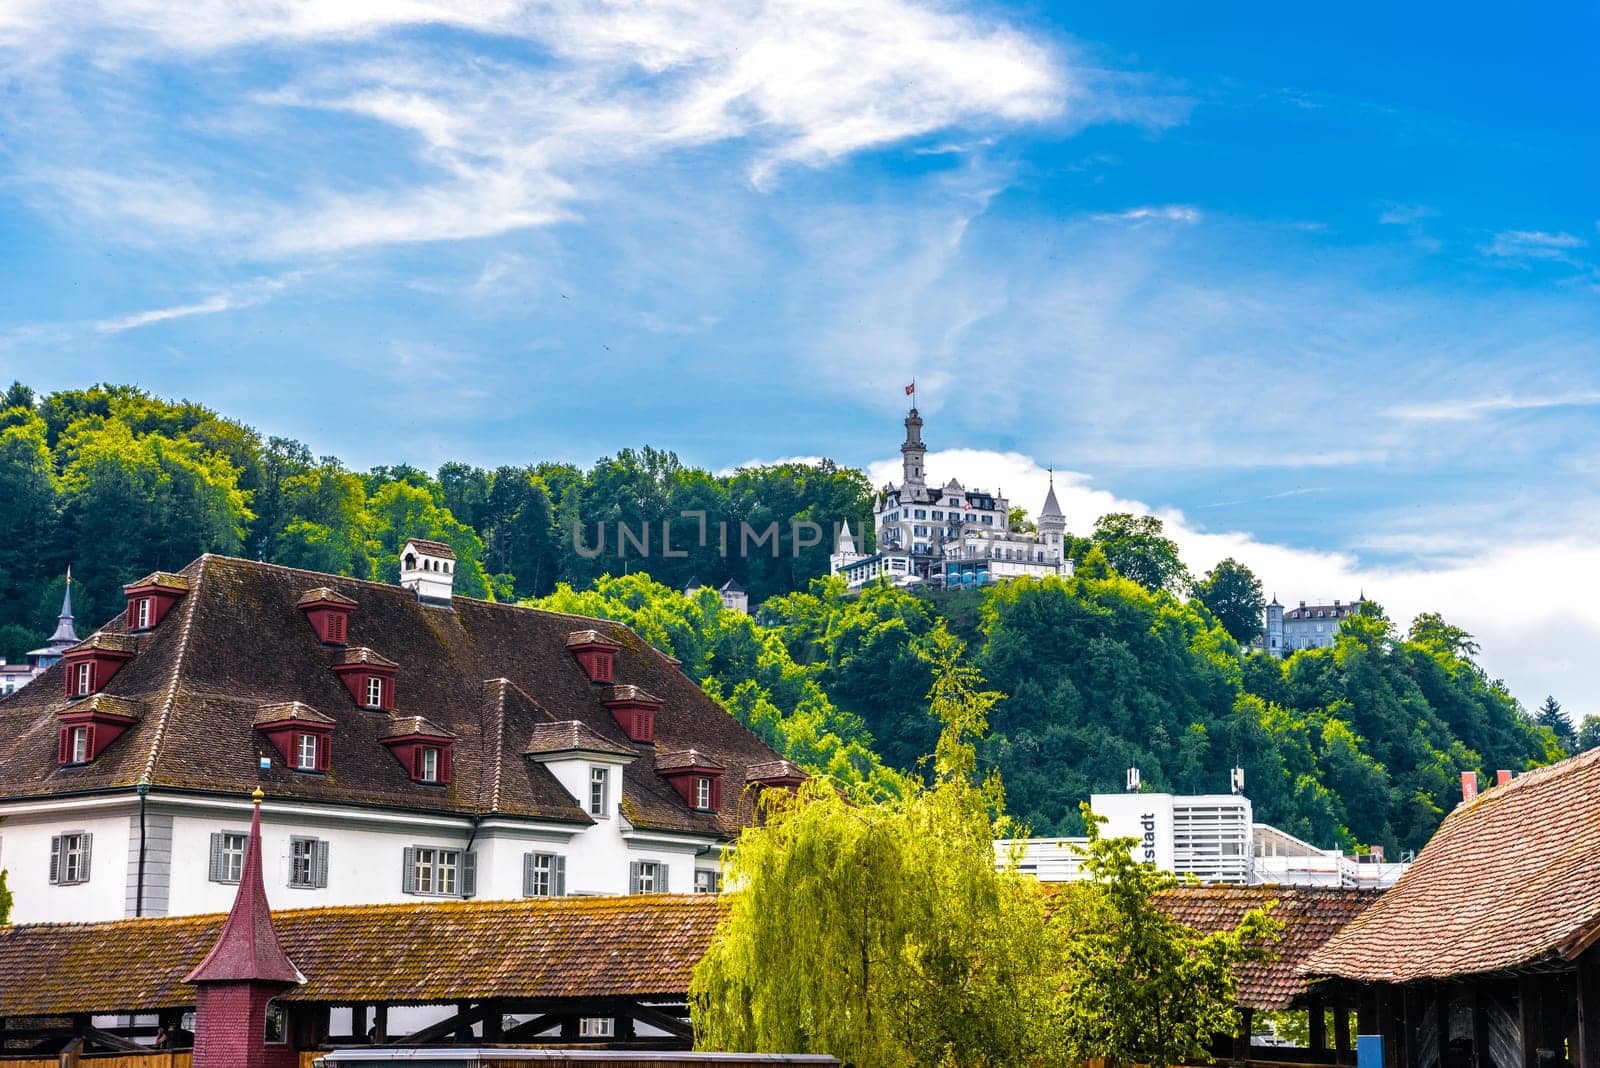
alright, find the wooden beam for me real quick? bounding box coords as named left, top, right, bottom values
left=80, top=1025, right=145, bottom=1053
left=499, top=1014, right=560, bottom=1042
left=1308, top=995, right=1327, bottom=1059
left=1578, top=950, right=1600, bottom=1068
left=1472, top=981, right=1491, bottom=1068
left=1233, top=1006, right=1253, bottom=1064
left=1334, top=991, right=1352, bottom=1064
left=394, top=1002, right=496, bottom=1047
left=627, top=1003, right=694, bottom=1042
left=1518, top=974, right=1541, bottom=1068
left=1376, top=989, right=1398, bottom=1068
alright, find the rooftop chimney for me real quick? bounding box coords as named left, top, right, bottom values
left=399, top=538, right=456, bottom=608
left=1461, top=770, right=1478, bottom=803
left=1496, top=769, right=1513, bottom=786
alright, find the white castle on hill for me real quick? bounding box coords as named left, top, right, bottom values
left=831, top=393, right=1072, bottom=589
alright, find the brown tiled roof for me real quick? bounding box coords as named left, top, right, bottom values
left=60, top=694, right=142, bottom=721
left=0, top=895, right=726, bottom=1015
left=253, top=701, right=335, bottom=727
left=379, top=715, right=456, bottom=740
left=526, top=720, right=638, bottom=759
left=123, top=571, right=191, bottom=593
left=296, top=587, right=357, bottom=607
left=1305, top=747, right=1600, bottom=983
left=0, top=555, right=786, bottom=837
left=66, top=631, right=140, bottom=655
left=746, top=758, right=806, bottom=782
left=608, top=684, right=662, bottom=705
left=1155, top=886, right=1379, bottom=1010
left=566, top=629, right=619, bottom=648
left=334, top=646, right=399, bottom=668
left=656, top=748, right=726, bottom=773
left=404, top=538, right=457, bottom=560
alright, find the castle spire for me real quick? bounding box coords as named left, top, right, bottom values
left=46, top=567, right=78, bottom=650
left=900, top=394, right=928, bottom=496
left=1039, top=469, right=1064, bottom=521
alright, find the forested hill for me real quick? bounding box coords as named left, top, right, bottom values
left=0, top=381, right=873, bottom=656
left=0, top=381, right=1576, bottom=853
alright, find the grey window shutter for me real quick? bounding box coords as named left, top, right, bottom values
left=522, top=852, right=536, bottom=898
left=80, top=833, right=92, bottom=883
left=659, top=863, right=668, bottom=894
left=313, top=840, right=329, bottom=888
left=628, top=860, right=641, bottom=894
left=209, top=833, right=225, bottom=882
left=49, top=835, right=61, bottom=885
left=461, top=851, right=477, bottom=898
left=402, top=847, right=418, bottom=894
left=555, top=855, right=567, bottom=897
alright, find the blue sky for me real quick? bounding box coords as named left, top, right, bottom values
left=3, top=1, right=1599, bottom=714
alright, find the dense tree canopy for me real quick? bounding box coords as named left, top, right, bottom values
left=1086, top=513, right=1189, bottom=593
left=1193, top=557, right=1266, bottom=645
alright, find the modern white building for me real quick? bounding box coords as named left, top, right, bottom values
left=0, top=540, right=805, bottom=925
left=998, top=773, right=1409, bottom=889
left=832, top=399, right=1072, bottom=589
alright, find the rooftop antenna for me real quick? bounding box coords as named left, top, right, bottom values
left=1126, top=767, right=1141, bottom=793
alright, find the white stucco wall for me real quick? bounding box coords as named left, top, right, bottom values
left=0, top=801, right=133, bottom=924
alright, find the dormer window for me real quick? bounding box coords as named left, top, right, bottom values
left=566, top=630, right=621, bottom=683
left=656, top=749, right=725, bottom=813
left=122, top=572, right=188, bottom=631
left=73, top=662, right=92, bottom=697
left=255, top=702, right=334, bottom=773
left=68, top=726, right=90, bottom=764
left=604, top=685, right=663, bottom=743
left=61, top=633, right=137, bottom=699
left=380, top=716, right=457, bottom=784
left=332, top=648, right=398, bottom=710
left=298, top=587, right=356, bottom=646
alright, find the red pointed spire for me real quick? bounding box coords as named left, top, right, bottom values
left=186, top=789, right=302, bottom=985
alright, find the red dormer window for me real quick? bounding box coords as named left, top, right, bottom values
left=566, top=630, right=621, bottom=683
left=657, top=749, right=726, bottom=812
left=255, top=703, right=334, bottom=773
left=62, top=635, right=137, bottom=699
left=298, top=587, right=356, bottom=646
left=605, top=685, right=663, bottom=743
left=332, top=648, right=398, bottom=710
left=380, top=717, right=457, bottom=784
left=122, top=572, right=189, bottom=631
left=56, top=695, right=141, bottom=766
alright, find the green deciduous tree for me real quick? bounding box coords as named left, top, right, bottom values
left=1090, top=513, right=1189, bottom=593
left=1579, top=716, right=1600, bottom=753
left=691, top=633, right=1063, bottom=1068
left=1194, top=557, right=1266, bottom=645
left=1054, top=804, right=1279, bottom=1068
left=0, top=868, right=11, bottom=925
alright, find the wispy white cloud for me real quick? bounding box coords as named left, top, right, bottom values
left=1092, top=204, right=1201, bottom=224
left=1483, top=229, right=1586, bottom=261
left=93, top=274, right=299, bottom=333
left=1378, top=204, right=1436, bottom=226
left=1387, top=390, right=1600, bottom=422
left=4, top=0, right=1094, bottom=254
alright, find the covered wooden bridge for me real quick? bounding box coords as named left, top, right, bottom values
left=1304, top=747, right=1600, bottom=1067
left=0, top=895, right=726, bottom=1058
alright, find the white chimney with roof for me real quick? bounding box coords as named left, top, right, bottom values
left=399, top=538, right=456, bottom=607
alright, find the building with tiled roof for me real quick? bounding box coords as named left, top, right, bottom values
left=1, top=569, right=79, bottom=697
left=0, top=553, right=803, bottom=926
left=1303, top=749, right=1600, bottom=1066
left=1264, top=595, right=1369, bottom=658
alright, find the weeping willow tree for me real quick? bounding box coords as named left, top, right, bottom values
left=690, top=629, right=1064, bottom=1067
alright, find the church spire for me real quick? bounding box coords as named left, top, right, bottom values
left=47, top=567, right=78, bottom=650
left=186, top=789, right=302, bottom=986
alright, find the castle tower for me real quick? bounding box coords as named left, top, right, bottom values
left=1037, top=473, right=1066, bottom=556
left=901, top=405, right=928, bottom=499
left=1265, top=595, right=1284, bottom=658
left=186, top=790, right=304, bottom=1068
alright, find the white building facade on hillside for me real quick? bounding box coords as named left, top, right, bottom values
left=831, top=397, right=1072, bottom=589
left=997, top=774, right=1409, bottom=889
left=1265, top=596, right=1369, bottom=658
left=0, top=540, right=806, bottom=926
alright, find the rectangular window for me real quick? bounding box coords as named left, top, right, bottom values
left=137, top=598, right=152, bottom=629
left=289, top=837, right=328, bottom=889
left=524, top=851, right=566, bottom=898
left=295, top=733, right=319, bottom=771
left=406, top=846, right=465, bottom=896
left=74, top=662, right=92, bottom=696
left=589, top=766, right=609, bottom=817
left=695, top=777, right=712, bottom=810
left=69, top=726, right=90, bottom=763
left=419, top=746, right=440, bottom=782
left=630, top=860, right=665, bottom=894
left=579, top=1018, right=614, bottom=1038
left=210, top=831, right=248, bottom=884
left=49, top=832, right=93, bottom=885
left=327, top=613, right=345, bottom=643
left=694, top=868, right=721, bottom=894
left=365, top=676, right=384, bottom=708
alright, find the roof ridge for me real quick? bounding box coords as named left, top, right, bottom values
left=138, top=554, right=211, bottom=784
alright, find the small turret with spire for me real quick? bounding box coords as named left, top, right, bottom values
left=47, top=567, right=79, bottom=650
left=1037, top=469, right=1066, bottom=549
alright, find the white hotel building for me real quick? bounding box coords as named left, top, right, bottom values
left=0, top=540, right=804, bottom=925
